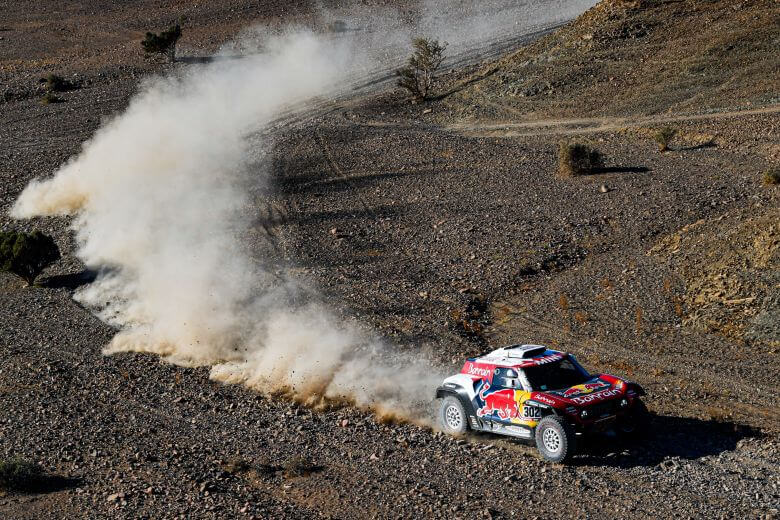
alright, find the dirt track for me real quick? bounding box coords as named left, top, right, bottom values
left=449, top=105, right=780, bottom=138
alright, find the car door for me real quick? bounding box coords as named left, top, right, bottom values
left=480, top=368, right=521, bottom=423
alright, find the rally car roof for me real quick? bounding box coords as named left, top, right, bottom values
left=467, top=344, right=566, bottom=369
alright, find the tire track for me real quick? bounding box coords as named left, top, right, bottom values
left=449, top=104, right=780, bottom=138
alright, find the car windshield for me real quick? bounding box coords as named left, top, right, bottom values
left=523, top=358, right=590, bottom=391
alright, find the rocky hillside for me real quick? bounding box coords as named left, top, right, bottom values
left=440, top=0, right=779, bottom=120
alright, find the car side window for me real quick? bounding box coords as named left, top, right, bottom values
left=495, top=368, right=523, bottom=389
left=518, top=370, right=533, bottom=392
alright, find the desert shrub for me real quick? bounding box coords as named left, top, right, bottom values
left=449, top=292, right=489, bottom=342
left=44, top=74, right=65, bottom=92
left=654, top=127, right=676, bottom=152
left=40, top=91, right=62, bottom=104
left=0, top=459, right=46, bottom=492
left=141, top=24, right=182, bottom=63
left=396, top=38, right=447, bottom=101
left=558, top=141, right=603, bottom=176
left=42, top=73, right=76, bottom=93
left=328, top=20, right=348, bottom=33
left=763, top=166, right=779, bottom=185
left=0, top=231, right=61, bottom=285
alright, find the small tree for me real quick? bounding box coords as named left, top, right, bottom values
left=0, top=459, right=46, bottom=492
left=40, top=91, right=63, bottom=105
left=396, top=38, right=447, bottom=102
left=654, top=127, right=676, bottom=152
left=764, top=166, right=779, bottom=185
left=141, top=24, right=182, bottom=63
left=0, top=231, right=60, bottom=286
left=558, top=141, right=603, bottom=176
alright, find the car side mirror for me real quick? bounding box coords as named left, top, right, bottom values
left=504, top=378, right=522, bottom=389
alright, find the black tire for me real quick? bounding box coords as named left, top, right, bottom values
left=439, top=396, right=468, bottom=435
left=617, top=399, right=650, bottom=437
left=535, top=415, right=576, bottom=463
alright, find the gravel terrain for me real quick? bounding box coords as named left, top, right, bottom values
left=1, top=0, right=779, bottom=518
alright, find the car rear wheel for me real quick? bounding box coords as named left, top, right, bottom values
left=535, top=415, right=576, bottom=463
left=439, top=396, right=468, bottom=435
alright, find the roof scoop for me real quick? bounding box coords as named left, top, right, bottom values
left=486, top=344, right=548, bottom=359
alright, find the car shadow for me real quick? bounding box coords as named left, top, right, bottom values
left=2, top=474, right=83, bottom=495
left=572, top=413, right=762, bottom=468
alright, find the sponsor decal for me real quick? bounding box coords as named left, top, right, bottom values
left=475, top=384, right=539, bottom=426
left=570, top=388, right=621, bottom=405
left=531, top=353, right=564, bottom=365
left=465, top=363, right=492, bottom=378
left=522, top=404, right=542, bottom=419
left=562, top=381, right=609, bottom=398
left=504, top=425, right=530, bottom=435
left=533, top=394, right=556, bottom=405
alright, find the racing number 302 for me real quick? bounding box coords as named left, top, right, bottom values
left=522, top=405, right=542, bottom=420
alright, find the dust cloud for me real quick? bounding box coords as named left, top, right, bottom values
left=11, top=1, right=596, bottom=421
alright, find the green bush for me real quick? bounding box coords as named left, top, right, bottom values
left=763, top=166, right=779, bottom=185
left=0, top=459, right=46, bottom=492
left=40, top=91, right=63, bottom=105
left=396, top=38, right=447, bottom=101
left=141, top=24, right=182, bottom=63
left=0, top=231, right=60, bottom=285
left=43, top=74, right=69, bottom=92
left=558, top=141, right=603, bottom=176
left=654, top=127, right=676, bottom=152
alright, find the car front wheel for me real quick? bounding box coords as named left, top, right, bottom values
left=439, top=396, right=468, bottom=435
left=535, top=415, right=576, bottom=463
left=617, top=399, right=650, bottom=437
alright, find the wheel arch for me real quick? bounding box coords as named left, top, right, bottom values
left=436, top=386, right=477, bottom=417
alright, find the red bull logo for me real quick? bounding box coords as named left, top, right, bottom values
left=562, top=381, right=609, bottom=398
left=477, top=383, right=519, bottom=421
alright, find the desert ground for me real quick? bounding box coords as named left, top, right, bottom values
left=1, top=0, right=778, bottom=518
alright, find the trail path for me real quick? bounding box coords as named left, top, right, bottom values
left=448, top=104, right=780, bottom=137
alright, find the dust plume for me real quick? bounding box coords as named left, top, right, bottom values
left=11, top=28, right=448, bottom=420
left=11, top=2, right=597, bottom=421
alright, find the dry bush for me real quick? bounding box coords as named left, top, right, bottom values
left=41, top=73, right=77, bottom=93
left=654, top=127, right=676, bottom=152
left=40, top=91, right=63, bottom=105
left=0, top=459, right=46, bottom=492
left=449, top=292, right=489, bottom=342
left=142, top=24, right=182, bottom=63
left=396, top=38, right=447, bottom=101
left=0, top=230, right=61, bottom=285
left=558, top=141, right=603, bottom=176
left=763, top=166, right=779, bottom=185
